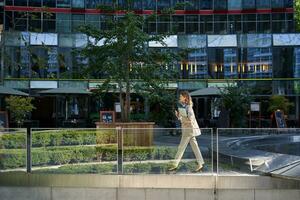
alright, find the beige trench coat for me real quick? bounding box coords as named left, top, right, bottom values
left=178, top=105, right=201, bottom=137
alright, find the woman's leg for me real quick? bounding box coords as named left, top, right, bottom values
left=189, top=136, right=205, bottom=166
left=173, top=136, right=190, bottom=167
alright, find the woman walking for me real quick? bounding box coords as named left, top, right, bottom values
left=169, top=91, right=204, bottom=172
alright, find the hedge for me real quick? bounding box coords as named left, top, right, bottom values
left=0, top=145, right=177, bottom=170
left=33, top=161, right=211, bottom=174
left=0, top=129, right=116, bottom=149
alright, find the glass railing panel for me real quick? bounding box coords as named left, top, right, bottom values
left=31, top=128, right=118, bottom=174
left=121, top=128, right=213, bottom=175
left=0, top=128, right=27, bottom=173
left=217, top=128, right=300, bottom=179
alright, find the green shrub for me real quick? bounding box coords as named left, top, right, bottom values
left=0, top=145, right=176, bottom=170
left=96, top=130, right=116, bottom=144
left=1, top=133, right=26, bottom=149
left=0, top=149, right=26, bottom=169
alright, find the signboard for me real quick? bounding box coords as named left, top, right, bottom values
left=115, top=103, right=121, bottom=113
left=274, top=110, right=287, bottom=128
left=250, top=102, right=260, bottom=112
left=0, top=111, right=8, bottom=128
left=100, top=111, right=115, bottom=123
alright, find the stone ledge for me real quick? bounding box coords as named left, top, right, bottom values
left=0, top=173, right=300, bottom=189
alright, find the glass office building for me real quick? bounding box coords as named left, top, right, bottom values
left=0, top=0, right=300, bottom=127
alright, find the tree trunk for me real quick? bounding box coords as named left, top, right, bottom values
left=124, top=80, right=131, bottom=122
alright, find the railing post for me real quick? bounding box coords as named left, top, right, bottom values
left=26, top=127, right=32, bottom=173
left=117, top=127, right=123, bottom=174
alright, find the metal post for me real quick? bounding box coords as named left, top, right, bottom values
left=26, top=127, right=32, bottom=173
left=117, top=127, right=123, bottom=174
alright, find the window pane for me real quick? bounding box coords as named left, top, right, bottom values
left=72, top=0, right=85, bottom=8
left=43, top=0, right=56, bottom=7
left=29, top=12, right=41, bottom=32
left=56, top=13, right=71, bottom=32
left=200, top=0, right=213, bottom=10
left=271, top=0, right=284, bottom=8
left=72, top=14, right=85, bottom=32
left=228, top=0, right=242, bottom=10
left=157, top=0, right=170, bottom=10
left=273, top=47, right=293, bottom=78
left=15, top=0, right=27, bottom=6
left=256, top=0, right=271, bottom=9
left=6, top=0, right=13, bottom=6
left=185, top=0, right=199, bottom=10
left=86, top=0, right=100, bottom=8
left=143, top=0, right=155, bottom=10
left=14, top=12, right=28, bottom=31
left=285, top=0, right=293, bottom=8
left=242, top=0, right=255, bottom=9
left=28, top=0, right=41, bottom=7
left=57, top=0, right=71, bottom=8
left=214, top=0, right=227, bottom=10
left=43, top=13, right=56, bottom=32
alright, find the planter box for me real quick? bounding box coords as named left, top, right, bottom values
left=95, top=122, right=155, bottom=146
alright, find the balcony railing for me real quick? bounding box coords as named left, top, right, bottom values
left=0, top=128, right=299, bottom=179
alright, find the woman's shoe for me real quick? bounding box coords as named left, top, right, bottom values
left=168, top=166, right=178, bottom=171
left=194, top=165, right=203, bottom=172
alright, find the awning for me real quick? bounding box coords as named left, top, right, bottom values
left=38, top=88, right=92, bottom=95
left=190, top=87, right=222, bottom=97
left=0, top=86, right=29, bottom=96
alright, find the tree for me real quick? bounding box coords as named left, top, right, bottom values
left=5, top=96, right=35, bottom=127
left=220, top=83, right=252, bottom=128
left=296, top=0, right=300, bottom=31
left=79, top=4, right=179, bottom=122
left=268, top=95, right=293, bottom=114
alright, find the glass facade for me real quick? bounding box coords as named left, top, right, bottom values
left=0, top=0, right=298, bottom=91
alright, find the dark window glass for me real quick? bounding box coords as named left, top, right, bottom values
left=143, top=0, right=155, bottom=10
left=200, top=0, right=213, bottom=10
left=57, top=0, right=71, bottom=8
left=271, top=0, right=284, bottom=8
left=186, top=15, right=199, bottom=33
left=214, top=0, right=227, bottom=10
left=4, top=11, right=13, bottom=31
left=4, top=47, right=30, bottom=78
left=157, top=0, right=170, bottom=10
left=172, top=15, right=184, bottom=33
left=257, top=14, right=271, bottom=33
left=43, top=0, right=56, bottom=7
left=185, top=0, right=199, bottom=10
left=228, top=15, right=242, bottom=34
left=214, top=14, right=227, bottom=33
left=72, top=14, right=85, bottom=32
left=256, top=0, right=271, bottom=9
left=6, top=0, right=13, bottom=5
left=29, top=0, right=41, bottom=7
left=272, top=13, right=286, bottom=33
left=43, top=13, right=56, bottom=32
left=228, top=0, right=242, bottom=10
left=31, top=47, right=58, bottom=79
left=242, top=0, right=255, bottom=9
left=86, top=14, right=100, bottom=29
left=29, top=12, right=41, bottom=32
left=200, top=15, right=213, bottom=34
left=14, top=12, right=28, bottom=31
left=285, top=0, right=293, bottom=8
left=15, top=0, right=27, bottom=6
left=86, top=0, right=100, bottom=8
left=273, top=47, right=293, bottom=78
left=56, top=13, right=71, bottom=32
left=243, top=14, right=256, bottom=33
left=72, top=0, right=85, bottom=8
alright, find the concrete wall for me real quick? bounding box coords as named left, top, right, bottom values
left=0, top=174, right=299, bottom=200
